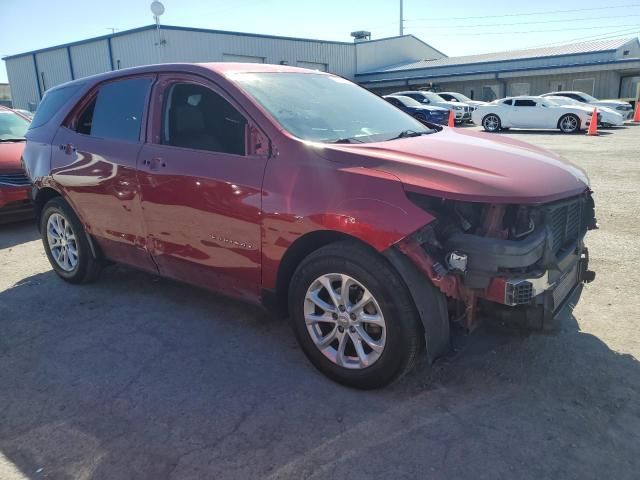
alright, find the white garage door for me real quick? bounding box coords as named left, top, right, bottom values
left=222, top=54, right=265, bottom=63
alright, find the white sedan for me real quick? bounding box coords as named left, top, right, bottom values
left=544, top=96, right=624, bottom=127
left=472, top=96, right=598, bottom=134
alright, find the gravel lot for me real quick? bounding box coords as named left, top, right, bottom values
left=1, top=125, right=639, bottom=479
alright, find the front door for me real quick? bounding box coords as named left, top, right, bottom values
left=137, top=75, right=269, bottom=302
left=510, top=99, right=544, bottom=128
left=51, top=75, right=157, bottom=272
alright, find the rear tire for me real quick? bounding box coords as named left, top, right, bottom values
left=41, top=197, right=102, bottom=283
left=288, top=241, right=423, bottom=389
left=482, top=114, right=501, bottom=132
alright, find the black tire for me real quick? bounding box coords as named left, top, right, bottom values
left=41, top=197, right=102, bottom=283
left=413, top=112, right=427, bottom=123
left=558, top=114, right=580, bottom=134
left=288, top=241, right=423, bottom=389
left=482, top=114, right=501, bottom=132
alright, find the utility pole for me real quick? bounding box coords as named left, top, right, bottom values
left=399, top=0, right=404, bottom=36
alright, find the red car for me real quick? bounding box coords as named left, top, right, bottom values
left=23, top=64, right=596, bottom=388
left=0, top=106, right=32, bottom=222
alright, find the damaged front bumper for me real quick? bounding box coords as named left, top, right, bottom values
left=388, top=194, right=596, bottom=333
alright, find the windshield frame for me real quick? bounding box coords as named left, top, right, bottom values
left=230, top=72, right=434, bottom=144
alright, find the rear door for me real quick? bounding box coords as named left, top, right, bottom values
left=137, top=74, right=269, bottom=302
left=51, top=75, right=157, bottom=272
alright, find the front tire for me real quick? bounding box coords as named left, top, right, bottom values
left=558, top=114, right=580, bottom=133
left=482, top=114, right=501, bottom=132
left=289, top=241, right=423, bottom=389
left=41, top=197, right=102, bottom=283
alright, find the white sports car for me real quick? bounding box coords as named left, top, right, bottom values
left=472, top=96, right=599, bottom=134
left=544, top=96, right=624, bottom=127
left=541, top=91, right=634, bottom=120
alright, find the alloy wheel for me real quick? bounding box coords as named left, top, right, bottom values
left=47, top=213, right=79, bottom=272
left=484, top=115, right=500, bottom=132
left=304, top=273, right=386, bottom=369
left=560, top=115, right=578, bottom=133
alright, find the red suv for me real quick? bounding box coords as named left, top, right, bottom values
left=0, top=106, right=32, bottom=222
left=23, top=64, right=596, bottom=388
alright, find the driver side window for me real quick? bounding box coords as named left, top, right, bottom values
left=161, top=83, right=247, bottom=156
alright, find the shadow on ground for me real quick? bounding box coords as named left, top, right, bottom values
left=0, top=264, right=638, bottom=479
left=0, top=220, right=39, bottom=250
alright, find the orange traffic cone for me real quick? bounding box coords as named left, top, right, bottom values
left=448, top=109, right=455, bottom=127
left=633, top=102, right=640, bottom=122
left=586, top=108, right=598, bottom=136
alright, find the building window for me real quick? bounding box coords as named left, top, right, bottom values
left=623, top=50, right=630, bottom=56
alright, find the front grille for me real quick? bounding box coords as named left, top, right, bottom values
left=552, top=262, right=579, bottom=308
left=546, top=198, right=582, bottom=254
left=0, top=172, right=30, bottom=186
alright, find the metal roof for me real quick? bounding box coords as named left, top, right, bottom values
left=361, top=37, right=638, bottom=74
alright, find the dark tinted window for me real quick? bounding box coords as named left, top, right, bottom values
left=440, top=94, right=455, bottom=101
left=29, top=83, right=82, bottom=129
left=502, top=99, right=513, bottom=106
left=162, top=83, right=246, bottom=155
left=386, top=98, right=402, bottom=107
left=514, top=99, right=537, bottom=107
left=570, top=94, right=586, bottom=102
left=89, top=77, right=151, bottom=142
left=76, top=99, right=96, bottom=135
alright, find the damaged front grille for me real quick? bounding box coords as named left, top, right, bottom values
left=0, top=172, right=30, bottom=187
left=546, top=198, right=584, bottom=254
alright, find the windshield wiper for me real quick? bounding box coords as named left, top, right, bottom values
left=388, top=130, right=429, bottom=141
left=326, top=137, right=366, bottom=144
left=0, top=138, right=26, bottom=142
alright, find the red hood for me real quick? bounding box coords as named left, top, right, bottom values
left=0, top=141, right=26, bottom=172
left=318, top=128, right=589, bottom=204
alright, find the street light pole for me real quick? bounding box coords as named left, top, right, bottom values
left=399, top=0, right=404, bottom=36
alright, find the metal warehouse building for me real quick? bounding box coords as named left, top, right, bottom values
left=356, top=37, right=640, bottom=102
left=2, top=25, right=444, bottom=110
left=4, top=25, right=639, bottom=110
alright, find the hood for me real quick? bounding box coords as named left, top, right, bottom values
left=317, top=128, right=589, bottom=204
left=592, top=100, right=632, bottom=108
left=0, top=141, right=25, bottom=172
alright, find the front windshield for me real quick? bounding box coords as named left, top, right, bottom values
left=423, top=92, right=446, bottom=102
left=0, top=110, right=30, bottom=140
left=232, top=72, right=433, bottom=143
left=393, top=96, right=423, bottom=108
left=579, top=92, right=598, bottom=102
left=453, top=93, right=472, bottom=102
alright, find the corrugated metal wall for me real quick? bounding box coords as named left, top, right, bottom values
left=4, top=27, right=357, bottom=109
left=71, top=40, right=112, bottom=78
left=35, top=48, right=72, bottom=92
left=5, top=56, right=40, bottom=110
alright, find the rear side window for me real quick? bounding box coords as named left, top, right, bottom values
left=502, top=99, right=513, bottom=106
left=514, top=99, right=537, bottom=107
left=29, top=83, right=82, bottom=129
left=77, top=77, right=151, bottom=142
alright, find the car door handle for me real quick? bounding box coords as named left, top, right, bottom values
left=143, top=157, right=166, bottom=170
left=59, top=143, right=76, bottom=155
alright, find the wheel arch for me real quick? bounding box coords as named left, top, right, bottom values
left=557, top=112, right=581, bottom=130
left=33, top=187, right=63, bottom=229
left=271, top=230, right=373, bottom=315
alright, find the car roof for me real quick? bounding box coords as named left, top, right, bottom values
left=45, top=62, right=330, bottom=94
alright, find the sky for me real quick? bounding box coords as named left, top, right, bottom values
left=1, top=0, right=639, bottom=83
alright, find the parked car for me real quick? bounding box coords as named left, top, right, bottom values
left=0, top=106, right=32, bottom=222
left=23, top=64, right=596, bottom=388
left=392, top=90, right=472, bottom=124
left=544, top=96, right=624, bottom=127
left=541, top=91, right=634, bottom=120
left=472, top=96, right=600, bottom=133
left=383, top=95, right=450, bottom=125
left=438, top=92, right=489, bottom=109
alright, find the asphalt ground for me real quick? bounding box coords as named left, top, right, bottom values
left=1, top=123, right=639, bottom=479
